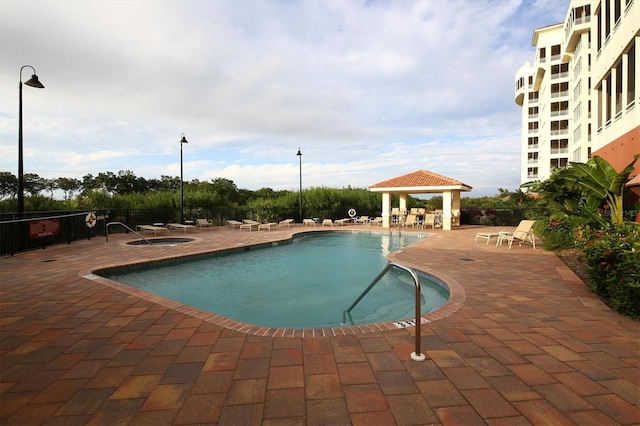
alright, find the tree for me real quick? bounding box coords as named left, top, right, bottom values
left=57, top=177, right=82, bottom=201
left=23, top=173, right=47, bottom=197
left=210, top=178, right=239, bottom=204
left=0, top=172, right=18, bottom=200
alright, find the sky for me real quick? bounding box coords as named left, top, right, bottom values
left=0, top=0, right=569, bottom=197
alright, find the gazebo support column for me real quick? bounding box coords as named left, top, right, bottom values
left=382, top=192, right=391, bottom=228
left=442, top=191, right=452, bottom=231
left=452, top=191, right=461, bottom=226
left=399, top=194, right=407, bottom=214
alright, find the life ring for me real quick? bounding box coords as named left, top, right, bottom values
left=348, top=208, right=357, bottom=218
left=85, top=213, right=97, bottom=228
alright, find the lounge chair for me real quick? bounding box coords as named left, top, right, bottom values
left=303, top=219, right=316, bottom=227
left=405, top=214, right=422, bottom=229
left=258, top=223, right=277, bottom=231
left=240, top=220, right=260, bottom=231
left=423, top=213, right=435, bottom=229
left=334, top=218, right=350, bottom=226
left=496, top=220, right=536, bottom=250
left=322, top=219, right=333, bottom=227
left=227, top=220, right=243, bottom=229
left=370, top=217, right=383, bottom=226
left=196, top=218, right=214, bottom=229
left=355, top=216, right=370, bottom=225
left=166, top=223, right=197, bottom=233
left=279, top=219, right=295, bottom=227
left=136, top=225, right=170, bottom=236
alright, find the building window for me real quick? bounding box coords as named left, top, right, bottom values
left=550, top=158, right=569, bottom=169
left=614, top=0, right=621, bottom=26
left=552, top=101, right=569, bottom=117
left=605, top=0, right=611, bottom=39
left=551, top=120, right=569, bottom=135
left=606, top=76, right=612, bottom=123
left=528, top=137, right=539, bottom=149
left=551, top=139, right=569, bottom=154
left=627, top=42, right=636, bottom=106
left=551, top=82, right=569, bottom=97
left=615, top=60, right=623, bottom=115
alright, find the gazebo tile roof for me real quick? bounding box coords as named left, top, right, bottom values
left=370, top=170, right=472, bottom=189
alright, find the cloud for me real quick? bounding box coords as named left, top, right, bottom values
left=0, top=0, right=569, bottom=197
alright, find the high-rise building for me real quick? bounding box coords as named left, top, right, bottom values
left=515, top=0, right=639, bottom=187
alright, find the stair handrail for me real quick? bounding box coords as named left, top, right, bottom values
left=105, top=222, right=152, bottom=245
left=342, top=261, right=425, bottom=361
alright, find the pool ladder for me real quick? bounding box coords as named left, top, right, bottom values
left=105, top=222, right=153, bottom=245
left=342, top=261, right=425, bottom=361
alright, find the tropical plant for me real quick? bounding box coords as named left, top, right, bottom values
left=523, top=154, right=639, bottom=228
left=565, top=154, right=639, bottom=226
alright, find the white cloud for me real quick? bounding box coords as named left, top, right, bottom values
left=0, top=0, right=569, bottom=196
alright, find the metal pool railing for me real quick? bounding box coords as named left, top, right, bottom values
left=105, top=222, right=152, bottom=244
left=342, top=261, right=426, bottom=361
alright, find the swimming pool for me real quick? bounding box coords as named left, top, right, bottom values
left=101, top=231, right=449, bottom=329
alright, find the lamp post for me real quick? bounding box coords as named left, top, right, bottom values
left=296, top=148, right=302, bottom=222
left=18, top=65, right=45, bottom=214
left=180, top=133, right=188, bottom=223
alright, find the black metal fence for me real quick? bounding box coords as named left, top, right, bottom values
left=1, top=206, right=538, bottom=256
left=0, top=207, right=265, bottom=256
left=0, top=211, right=98, bottom=256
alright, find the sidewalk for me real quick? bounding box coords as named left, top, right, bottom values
left=1, top=226, right=638, bottom=425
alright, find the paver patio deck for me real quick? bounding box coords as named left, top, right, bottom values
left=1, top=225, right=638, bottom=425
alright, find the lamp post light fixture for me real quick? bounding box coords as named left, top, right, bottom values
left=296, top=148, right=302, bottom=222
left=18, top=65, right=45, bottom=214
left=180, top=133, right=188, bottom=223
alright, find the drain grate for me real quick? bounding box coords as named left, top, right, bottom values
left=42, top=259, right=57, bottom=263
left=459, top=258, right=474, bottom=262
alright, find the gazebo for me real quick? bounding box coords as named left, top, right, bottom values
left=369, top=170, right=473, bottom=230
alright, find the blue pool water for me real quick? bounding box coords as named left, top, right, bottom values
left=102, top=231, right=449, bottom=329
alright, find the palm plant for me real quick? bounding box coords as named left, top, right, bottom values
left=523, top=154, right=639, bottom=228
left=565, top=154, right=639, bottom=226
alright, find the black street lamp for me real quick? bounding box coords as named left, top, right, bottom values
left=18, top=65, right=45, bottom=214
left=180, top=133, right=188, bottom=223
left=297, top=148, right=302, bottom=222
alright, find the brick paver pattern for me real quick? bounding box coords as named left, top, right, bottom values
left=1, top=225, right=638, bottom=425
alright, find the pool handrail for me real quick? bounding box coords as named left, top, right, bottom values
left=105, top=222, right=152, bottom=245
left=343, top=261, right=425, bottom=361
